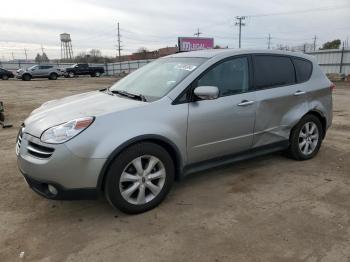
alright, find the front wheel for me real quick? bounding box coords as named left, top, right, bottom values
left=2, top=75, right=9, bottom=80
left=22, top=74, right=31, bottom=81
left=104, top=142, right=175, bottom=214
left=287, top=114, right=323, bottom=160
left=68, top=72, right=75, bottom=78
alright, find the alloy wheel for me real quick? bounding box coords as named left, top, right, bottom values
left=119, top=155, right=166, bottom=205
left=298, top=122, right=319, bottom=156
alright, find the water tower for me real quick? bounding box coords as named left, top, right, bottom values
left=60, top=33, right=74, bottom=60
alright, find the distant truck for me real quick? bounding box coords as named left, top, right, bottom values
left=16, top=65, right=63, bottom=81
left=64, top=63, right=105, bottom=78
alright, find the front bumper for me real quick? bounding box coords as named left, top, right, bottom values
left=17, top=132, right=106, bottom=199
left=21, top=173, right=98, bottom=200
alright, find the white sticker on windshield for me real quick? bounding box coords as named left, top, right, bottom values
left=174, top=64, right=197, bottom=71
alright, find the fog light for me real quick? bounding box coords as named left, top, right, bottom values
left=48, top=185, right=58, bottom=196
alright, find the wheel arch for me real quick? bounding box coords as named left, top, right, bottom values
left=294, top=110, right=327, bottom=139
left=97, top=135, right=184, bottom=191
left=22, top=73, right=32, bottom=79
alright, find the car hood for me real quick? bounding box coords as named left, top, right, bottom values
left=24, top=90, right=145, bottom=137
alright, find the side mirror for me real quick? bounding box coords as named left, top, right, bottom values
left=193, top=86, right=219, bottom=100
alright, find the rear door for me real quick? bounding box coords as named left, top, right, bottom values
left=252, top=54, right=308, bottom=147
left=187, top=56, right=256, bottom=163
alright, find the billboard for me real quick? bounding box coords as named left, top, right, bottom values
left=178, top=37, right=214, bottom=52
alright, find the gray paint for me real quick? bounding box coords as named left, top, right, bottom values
left=17, top=49, right=333, bottom=190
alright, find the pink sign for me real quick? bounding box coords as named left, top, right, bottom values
left=178, top=37, right=214, bottom=52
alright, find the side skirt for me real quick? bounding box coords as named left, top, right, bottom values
left=182, top=141, right=289, bottom=177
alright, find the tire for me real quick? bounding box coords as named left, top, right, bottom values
left=90, top=73, right=96, bottom=77
left=68, top=72, right=75, bottom=78
left=287, top=114, right=323, bottom=161
left=49, top=73, right=58, bottom=80
left=22, top=74, right=31, bottom=81
left=104, top=142, right=175, bottom=214
left=2, top=75, right=9, bottom=80
left=95, top=72, right=101, bottom=77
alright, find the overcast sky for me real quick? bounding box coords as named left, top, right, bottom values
left=0, top=0, right=349, bottom=60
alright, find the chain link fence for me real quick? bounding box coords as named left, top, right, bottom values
left=0, top=59, right=154, bottom=76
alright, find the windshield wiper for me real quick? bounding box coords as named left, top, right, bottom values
left=110, top=89, right=147, bottom=102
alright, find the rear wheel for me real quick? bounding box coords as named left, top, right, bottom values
left=68, top=72, right=75, bottom=78
left=22, top=74, right=31, bottom=81
left=287, top=114, right=323, bottom=160
left=2, top=75, right=9, bottom=80
left=95, top=72, right=101, bottom=77
left=49, top=73, right=58, bottom=80
left=104, top=142, right=175, bottom=214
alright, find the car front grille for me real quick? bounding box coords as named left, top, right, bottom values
left=15, top=125, right=24, bottom=156
left=27, top=141, right=54, bottom=159
left=16, top=124, right=55, bottom=159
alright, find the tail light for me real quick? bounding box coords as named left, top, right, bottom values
left=330, top=83, right=336, bottom=92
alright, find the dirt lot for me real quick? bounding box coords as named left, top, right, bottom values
left=0, top=78, right=349, bottom=262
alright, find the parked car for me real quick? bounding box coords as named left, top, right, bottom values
left=64, top=63, right=105, bottom=78
left=0, top=68, right=14, bottom=80
left=16, top=49, right=333, bottom=214
left=16, top=65, right=63, bottom=81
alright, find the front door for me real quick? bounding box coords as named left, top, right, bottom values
left=187, top=56, right=256, bottom=164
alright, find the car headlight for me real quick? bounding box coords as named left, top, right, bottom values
left=41, top=117, right=94, bottom=144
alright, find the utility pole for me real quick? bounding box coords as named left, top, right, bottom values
left=194, top=28, right=202, bottom=37
left=117, top=22, right=122, bottom=62
left=267, top=34, right=271, bottom=49
left=24, top=49, right=28, bottom=61
left=11, top=52, right=15, bottom=61
left=41, top=44, right=45, bottom=54
left=235, top=16, right=246, bottom=48
left=313, top=35, right=317, bottom=51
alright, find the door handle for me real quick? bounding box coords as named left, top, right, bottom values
left=294, top=90, right=306, bottom=96
left=238, top=100, right=255, bottom=106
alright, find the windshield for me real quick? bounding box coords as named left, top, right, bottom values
left=110, top=57, right=207, bottom=101
left=27, top=66, right=37, bottom=70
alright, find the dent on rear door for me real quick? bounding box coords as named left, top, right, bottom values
left=253, top=84, right=308, bottom=147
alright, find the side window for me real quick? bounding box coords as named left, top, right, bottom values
left=254, top=55, right=296, bottom=89
left=293, top=58, right=312, bottom=83
left=197, top=57, right=249, bottom=96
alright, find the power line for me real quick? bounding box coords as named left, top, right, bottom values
left=245, top=5, right=350, bottom=18
left=235, top=16, right=246, bottom=48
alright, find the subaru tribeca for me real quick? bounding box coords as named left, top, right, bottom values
left=16, top=49, right=333, bottom=214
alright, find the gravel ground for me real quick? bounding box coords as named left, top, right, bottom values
left=0, top=78, right=349, bottom=262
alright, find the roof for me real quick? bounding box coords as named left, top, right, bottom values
left=167, top=48, right=314, bottom=60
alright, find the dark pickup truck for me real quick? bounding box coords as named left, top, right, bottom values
left=64, top=63, right=105, bottom=78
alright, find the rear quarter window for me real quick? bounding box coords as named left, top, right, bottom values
left=253, top=55, right=296, bottom=89
left=293, top=58, right=313, bottom=83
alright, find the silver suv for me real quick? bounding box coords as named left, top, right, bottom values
left=16, top=49, right=333, bottom=213
left=17, top=65, right=63, bottom=81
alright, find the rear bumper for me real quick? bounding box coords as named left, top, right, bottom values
left=21, top=172, right=99, bottom=200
